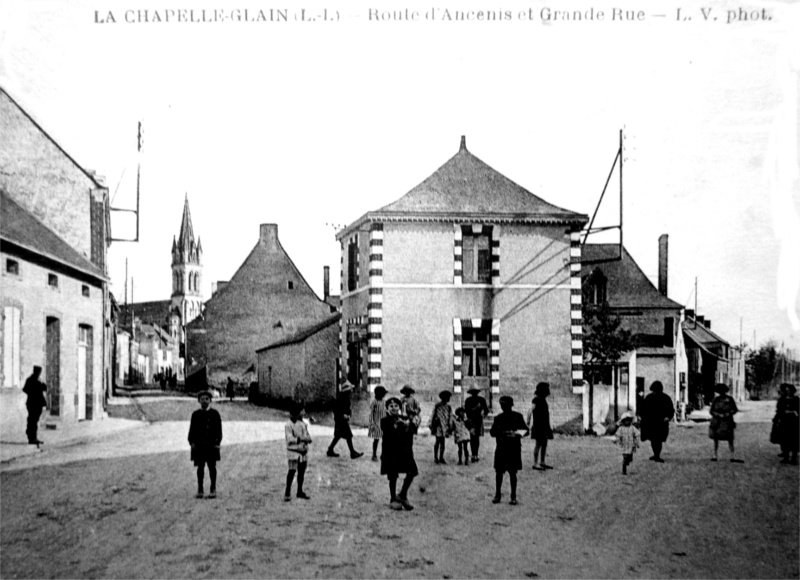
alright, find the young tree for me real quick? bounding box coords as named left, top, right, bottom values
left=582, top=302, right=633, bottom=429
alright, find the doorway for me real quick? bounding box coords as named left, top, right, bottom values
left=45, top=316, right=60, bottom=416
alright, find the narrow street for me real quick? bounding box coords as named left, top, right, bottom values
left=1, top=400, right=797, bottom=579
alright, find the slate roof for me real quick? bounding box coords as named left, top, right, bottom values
left=0, top=189, right=106, bottom=280
left=581, top=244, right=682, bottom=310
left=256, top=313, right=342, bottom=352
left=120, top=300, right=177, bottom=328
left=339, top=137, right=587, bottom=238
left=683, top=319, right=730, bottom=348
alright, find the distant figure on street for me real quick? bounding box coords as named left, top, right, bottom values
left=453, top=407, right=472, bottom=465
left=490, top=395, right=529, bottom=505
left=464, top=388, right=489, bottom=461
left=23, top=366, right=48, bottom=445
left=709, top=383, right=743, bottom=463
left=327, top=382, right=363, bottom=459
left=400, top=385, right=421, bottom=434
left=226, top=376, right=235, bottom=402
left=526, top=382, right=554, bottom=471
left=639, top=381, right=674, bottom=463
left=380, top=396, right=418, bottom=511
left=772, top=383, right=799, bottom=465
left=188, top=390, right=222, bottom=498
left=368, top=385, right=388, bottom=462
left=614, top=411, right=640, bottom=475
left=284, top=401, right=312, bottom=501
left=429, top=390, right=454, bottom=464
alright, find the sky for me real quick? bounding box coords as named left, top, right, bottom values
left=1, top=0, right=798, bottom=354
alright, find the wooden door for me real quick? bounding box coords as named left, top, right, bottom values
left=46, top=317, right=60, bottom=416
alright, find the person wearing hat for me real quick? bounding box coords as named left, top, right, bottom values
left=380, top=396, right=418, bottom=510
left=614, top=411, right=640, bottom=475
left=464, top=387, right=489, bottom=461
left=327, top=382, right=363, bottom=459
left=285, top=401, right=312, bottom=501
left=639, top=380, right=674, bottom=463
left=22, top=366, right=48, bottom=445
left=526, top=382, right=554, bottom=471
left=489, top=395, right=529, bottom=505
left=400, top=385, right=421, bottom=435
left=708, top=383, right=743, bottom=463
left=368, top=385, right=388, bottom=461
left=188, top=390, right=223, bottom=498
left=773, top=383, right=799, bottom=465
left=429, top=390, right=454, bottom=464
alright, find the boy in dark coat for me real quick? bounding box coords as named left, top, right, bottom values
left=381, top=396, right=418, bottom=511
left=188, top=390, right=223, bottom=498
left=464, top=388, right=489, bottom=461
left=490, top=395, right=529, bottom=505
left=327, top=382, right=363, bottom=459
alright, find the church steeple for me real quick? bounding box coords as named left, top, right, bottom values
left=171, top=194, right=203, bottom=325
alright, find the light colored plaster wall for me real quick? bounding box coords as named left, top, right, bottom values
left=258, top=343, right=303, bottom=401
left=499, top=225, right=571, bottom=284
left=383, top=223, right=453, bottom=285
left=300, top=324, right=338, bottom=404
left=1, top=252, right=104, bottom=422
left=636, top=355, right=676, bottom=401
left=0, top=91, right=94, bottom=258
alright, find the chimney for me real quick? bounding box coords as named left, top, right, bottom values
left=704, top=319, right=711, bottom=329
left=212, top=281, right=228, bottom=296
left=696, top=315, right=705, bottom=326
left=658, top=234, right=668, bottom=296
left=323, top=266, right=330, bottom=300
left=686, top=309, right=695, bottom=320
left=459, top=135, right=467, bottom=151
left=260, top=224, right=279, bottom=252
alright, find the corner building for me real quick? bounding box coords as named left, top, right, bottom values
left=337, top=137, right=588, bottom=428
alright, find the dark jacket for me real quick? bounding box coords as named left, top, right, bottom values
left=333, top=393, right=353, bottom=439
left=640, top=392, right=675, bottom=442
left=23, top=375, right=47, bottom=409
left=490, top=411, right=529, bottom=472
left=188, top=408, right=223, bottom=463
left=380, top=414, right=418, bottom=477
left=464, top=395, right=489, bottom=436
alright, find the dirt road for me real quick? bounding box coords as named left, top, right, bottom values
left=1, top=400, right=797, bottom=579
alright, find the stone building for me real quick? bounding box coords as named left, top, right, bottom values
left=581, top=236, right=688, bottom=424
left=188, top=223, right=336, bottom=388
left=256, top=313, right=341, bottom=407
left=0, top=88, right=111, bottom=429
left=336, top=136, right=589, bottom=429
left=683, top=311, right=744, bottom=407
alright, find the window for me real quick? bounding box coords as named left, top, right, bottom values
left=664, top=317, right=674, bottom=347
left=48, top=273, right=58, bottom=288
left=287, top=281, right=294, bottom=290
left=461, top=326, right=490, bottom=377
left=82, top=285, right=90, bottom=297
left=462, top=233, right=491, bottom=283
left=3, top=306, right=21, bottom=388
left=6, top=259, right=19, bottom=275
left=584, top=270, right=607, bottom=305
left=347, top=241, right=358, bottom=292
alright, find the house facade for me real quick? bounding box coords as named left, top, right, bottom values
left=0, top=88, right=111, bottom=429
left=256, top=313, right=341, bottom=407
left=683, top=311, right=744, bottom=406
left=189, top=223, right=336, bottom=388
left=581, top=236, right=688, bottom=424
left=336, top=137, right=589, bottom=429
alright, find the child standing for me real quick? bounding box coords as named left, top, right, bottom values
left=381, top=397, right=418, bottom=511
left=526, top=382, right=554, bottom=471
left=400, top=385, right=421, bottom=434
left=615, top=411, right=640, bottom=475
left=188, top=390, right=223, bottom=499
left=429, top=390, right=454, bottom=464
left=453, top=407, right=471, bottom=465
left=489, top=396, right=529, bottom=505
left=285, top=401, right=312, bottom=501
left=368, top=386, right=388, bottom=461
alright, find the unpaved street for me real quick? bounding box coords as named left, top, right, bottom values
left=1, top=400, right=797, bottom=579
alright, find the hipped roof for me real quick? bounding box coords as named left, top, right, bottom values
left=0, top=189, right=106, bottom=280
left=338, top=137, right=587, bottom=238
left=581, top=244, right=682, bottom=310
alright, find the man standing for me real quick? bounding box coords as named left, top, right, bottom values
left=639, top=380, right=675, bottom=463
left=23, top=366, right=48, bottom=445
left=327, top=382, right=363, bottom=459
left=464, top=388, right=489, bottom=461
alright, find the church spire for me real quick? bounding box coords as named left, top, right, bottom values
left=177, top=193, right=195, bottom=256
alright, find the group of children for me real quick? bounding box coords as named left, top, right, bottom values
left=186, top=380, right=688, bottom=507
